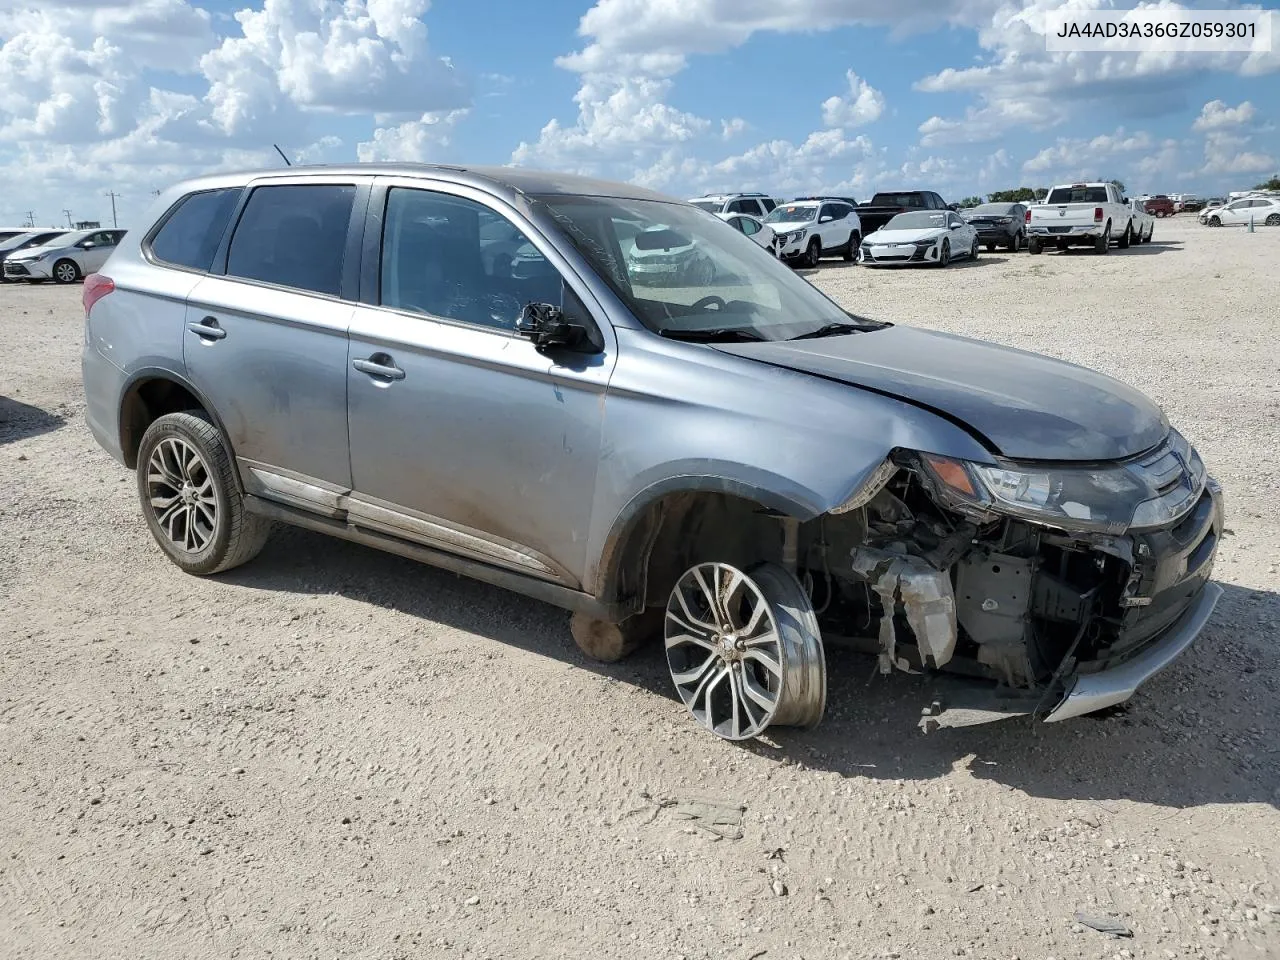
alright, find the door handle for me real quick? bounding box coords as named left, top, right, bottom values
left=352, top=355, right=406, bottom=381
left=187, top=317, right=227, bottom=341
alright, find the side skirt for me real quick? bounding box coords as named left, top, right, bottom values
left=244, top=495, right=626, bottom=621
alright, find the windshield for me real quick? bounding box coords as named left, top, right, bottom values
left=764, top=204, right=817, bottom=223
left=885, top=211, right=948, bottom=230
left=969, top=204, right=1016, bottom=216
left=688, top=200, right=721, bottom=212
left=535, top=195, right=882, bottom=341
left=1047, top=186, right=1108, bottom=204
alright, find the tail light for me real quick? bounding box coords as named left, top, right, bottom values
left=82, top=273, right=115, bottom=317
left=1024, top=208, right=1032, bottom=223
left=1094, top=207, right=1104, bottom=222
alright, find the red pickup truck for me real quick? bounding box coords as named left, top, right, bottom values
left=1143, top=195, right=1176, bottom=218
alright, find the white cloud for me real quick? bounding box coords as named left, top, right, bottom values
left=1022, top=128, right=1153, bottom=176
left=821, top=70, right=885, bottom=129
left=1192, top=99, right=1256, bottom=133
left=1201, top=131, right=1274, bottom=176
left=721, top=117, right=747, bottom=140
left=356, top=109, right=468, bottom=162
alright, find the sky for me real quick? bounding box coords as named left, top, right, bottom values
left=1, top=0, right=1278, bottom=229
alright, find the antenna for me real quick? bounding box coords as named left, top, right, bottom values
left=273, top=144, right=293, bottom=167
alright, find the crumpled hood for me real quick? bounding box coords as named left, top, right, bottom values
left=865, top=227, right=946, bottom=245
left=715, top=326, right=1169, bottom=461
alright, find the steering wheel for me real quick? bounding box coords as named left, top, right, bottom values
left=691, top=295, right=725, bottom=311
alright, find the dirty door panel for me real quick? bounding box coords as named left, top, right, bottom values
left=346, top=185, right=613, bottom=585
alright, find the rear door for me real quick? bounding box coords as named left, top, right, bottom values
left=183, top=177, right=367, bottom=500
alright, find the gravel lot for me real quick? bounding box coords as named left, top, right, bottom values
left=2, top=216, right=1278, bottom=960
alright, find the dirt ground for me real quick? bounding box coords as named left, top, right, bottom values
left=2, top=216, right=1278, bottom=960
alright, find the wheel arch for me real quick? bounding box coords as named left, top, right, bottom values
left=592, top=475, right=824, bottom=616
left=118, top=368, right=237, bottom=473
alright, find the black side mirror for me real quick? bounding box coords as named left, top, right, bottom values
left=517, top=302, right=592, bottom=353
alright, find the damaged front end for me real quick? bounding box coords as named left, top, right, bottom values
left=802, top=430, right=1224, bottom=728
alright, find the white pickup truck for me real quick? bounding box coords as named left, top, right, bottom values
left=1027, top=182, right=1136, bottom=255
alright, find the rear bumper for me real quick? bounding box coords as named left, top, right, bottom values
left=82, top=342, right=127, bottom=464
left=1029, top=225, right=1103, bottom=239
left=1046, top=581, right=1222, bottom=721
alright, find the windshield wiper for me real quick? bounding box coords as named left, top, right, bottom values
left=658, top=327, right=766, bottom=343
left=790, top=320, right=885, bottom=340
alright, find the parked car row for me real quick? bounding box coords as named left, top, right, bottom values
left=1, top=228, right=128, bottom=284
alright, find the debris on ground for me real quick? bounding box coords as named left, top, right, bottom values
left=1074, top=912, right=1134, bottom=938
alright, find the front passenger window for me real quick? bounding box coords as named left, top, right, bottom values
left=380, top=188, right=562, bottom=332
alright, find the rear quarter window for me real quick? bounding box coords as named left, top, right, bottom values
left=225, top=184, right=356, bottom=297
left=149, top=189, right=242, bottom=272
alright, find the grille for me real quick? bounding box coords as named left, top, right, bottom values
left=1133, top=437, right=1202, bottom=529
left=4, top=263, right=30, bottom=276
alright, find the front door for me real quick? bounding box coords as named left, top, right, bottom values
left=345, top=182, right=615, bottom=586
left=77, top=231, right=120, bottom=272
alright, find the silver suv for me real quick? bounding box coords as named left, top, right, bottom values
left=82, top=164, right=1224, bottom=740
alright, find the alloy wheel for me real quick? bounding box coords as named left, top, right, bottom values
left=145, top=437, right=217, bottom=553
left=54, top=262, right=77, bottom=283
left=665, top=562, right=824, bottom=740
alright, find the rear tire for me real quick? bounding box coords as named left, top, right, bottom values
left=136, top=411, right=272, bottom=576
left=1094, top=225, right=1110, bottom=254
left=1028, top=236, right=1042, bottom=255
left=1117, top=222, right=1132, bottom=249
left=1267, top=214, right=1280, bottom=227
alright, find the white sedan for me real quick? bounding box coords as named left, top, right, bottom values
left=860, top=210, right=979, bottom=267
left=1203, top=196, right=1280, bottom=227
left=2, top=228, right=127, bottom=283
left=716, top=212, right=777, bottom=254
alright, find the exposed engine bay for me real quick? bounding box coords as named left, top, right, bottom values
left=790, top=450, right=1223, bottom=728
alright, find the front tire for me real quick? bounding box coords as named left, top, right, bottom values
left=970, top=236, right=980, bottom=260
left=804, top=239, right=822, bottom=268
left=937, top=239, right=951, bottom=267
left=53, top=259, right=81, bottom=284
left=1208, top=215, right=1222, bottom=227
left=136, top=411, right=272, bottom=576
left=664, top=562, right=825, bottom=740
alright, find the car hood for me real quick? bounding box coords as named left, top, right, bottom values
left=714, top=325, right=1168, bottom=461
left=765, top=220, right=815, bottom=231
left=865, top=227, right=946, bottom=244
left=8, top=244, right=66, bottom=258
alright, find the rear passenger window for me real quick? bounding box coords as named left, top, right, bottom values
left=149, top=189, right=241, bottom=272
left=225, top=185, right=355, bottom=297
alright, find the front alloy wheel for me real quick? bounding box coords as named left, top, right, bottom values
left=53, top=259, right=80, bottom=284
left=937, top=239, right=951, bottom=267
left=665, top=562, right=825, bottom=740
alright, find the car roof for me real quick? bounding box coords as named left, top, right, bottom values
left=160, top=163, right=676, bottom=206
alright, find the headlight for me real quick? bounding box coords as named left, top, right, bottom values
left=914, top=428, right=1207, bottom=533
left=913, top=238, right=937, bottom=248
left=790, top=229, right=807, bottom=243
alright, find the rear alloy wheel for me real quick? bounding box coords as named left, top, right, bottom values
left=52, top=259, right=80, bottom=284
left=1117, top=222, right=1132, bottom=249
left=842, top=232, right=859, bottom=262
left=1008, top=231, right=1023, bottom=252
left=805, top=239, right=822, bottom=268
left=665, top=562, right=825, bottom=740
left=1094, top=224, right=1110, bottom=254
left=1267, top=214, right=1280, bottom=227
left=136, top=411, right=272, bottom=575
left=937, top=239, right=951, bottom=267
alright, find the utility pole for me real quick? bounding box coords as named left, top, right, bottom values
left=23, top=211, right=35, bottom=228
left=105, top=191, right=121, bottom=228
left=62, top=209, right=73, bottom=228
